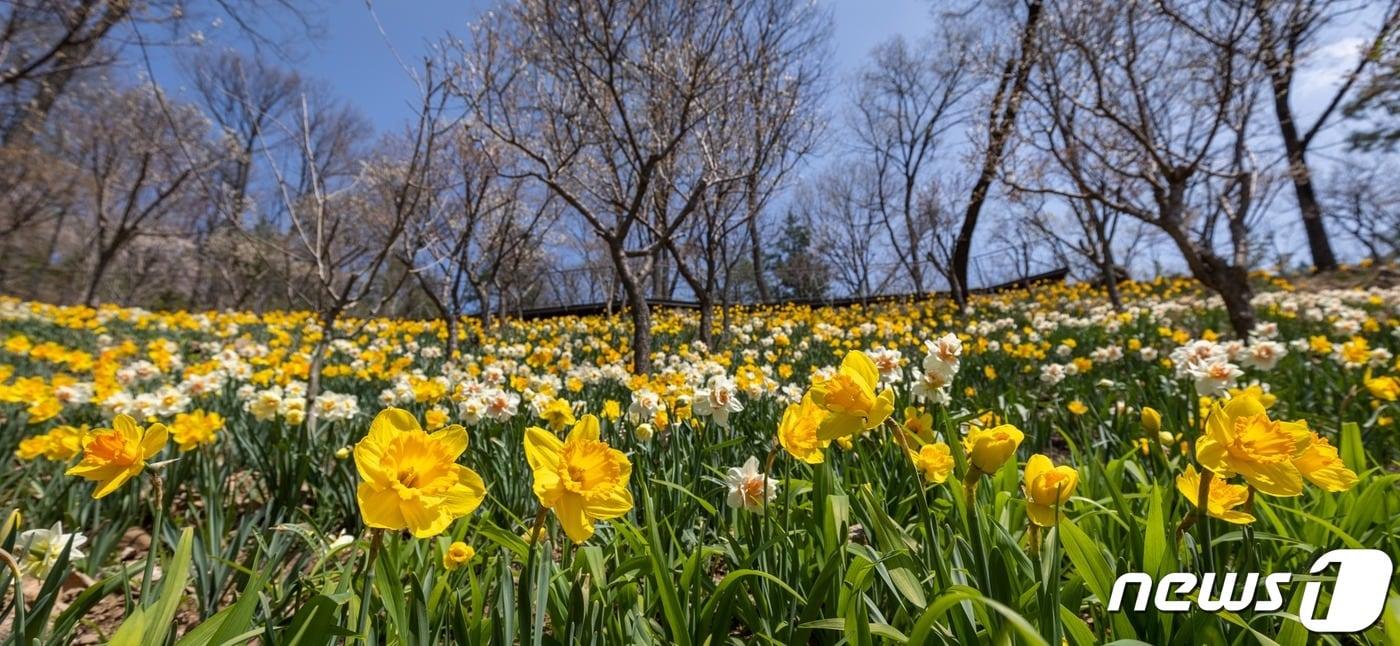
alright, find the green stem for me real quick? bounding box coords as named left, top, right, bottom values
left=139, top=472, right=165, bottom=606
left=519, top=507, right=549, bottom=645
left=356, top=529, right=384, bottom=640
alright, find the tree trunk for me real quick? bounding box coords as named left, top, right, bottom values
left=303, top=308, right=340, bottom=441
left=1285, top=149, right=1337, bottom=272
left=444, top=312, right=459, bottom=360
left=84, top=246, right=117, bottom=306
left=1161, top=222, right=1257, bottom=340
left=952, top=0, right=1043, bottom=304
left=1210, top=267, right=1256, bottom=340
left=1101, top=262, right=1123, bottom=311
left=1260, top=17, right=1339, bottom=273
left=746, top=184, right=770, bottom=302
left=650, top=248, right=666, bottom=298
left=610, top=242, right=652, bottom=374
left=720, top=289, right=733, bottom=347
left=474, top=281, right=493, bottom=332
left=697, top=292, right=714, bottom=349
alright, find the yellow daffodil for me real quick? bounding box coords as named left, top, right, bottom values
left=16, top=435, right=50, bottom=461
left=1176, top=464, right=1254, bottom=524
left=1228, top=384, right=1276, bottom=408
left=1195, top=396, right=1311, bottom=497
left=1023, top=454, right=1078, bottom=527
left=777, top=394, right=830, bottom=464
left=901, top=406, right=934, bottom=444
left=524, top=415, right=633, bottom=543
left=540, top=398, right=577, bottom=431
left=809, top=350, right=895, bottom=441
left=1067, top=400, right=1088, bottom=416
left=26, top=397, right=61, bottom=424
left=1364, top=371, right=1399, bottom=401
left=442, top=541, right=475, bottom=570
left=602, top=399, right=622, bottom=421
left=908, top=442, right=954, bottom=484
left=171, top=410, right=223, bottom=451
left=963, top=423, right=1024, bottom=476
left=353, top=408, right=486, bottom=538
left=424, top=406, right=449, bottom=430
left=1293, top=432, right=1358, bottom=492
left=65, top=414, right=167, bottom=499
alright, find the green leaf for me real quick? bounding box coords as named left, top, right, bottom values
left=906, top=585, right=1049, bottom=646
left=1142, top=486, right=1168, bottom=578
left=373, top=542, right=411, bottom=642
left=110, top=527, right=196, bottom=646
left=1059, top=517, right=1136, bottom=639
left=638, top=491, right=692, bottom=646
left=1058, top=605, right=1097, bottom=646
left=45, top=564, right=144, bottom=644
left=175, top=567, right=268, bottom=646
left=282, top=592, right=353, bottom=646
left=1339, top=421, right=1365, bottom=473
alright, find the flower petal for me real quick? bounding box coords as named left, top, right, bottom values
left=585, top=487, right=633, bottom=520
left=357, top=485, right=406, bottom=531
left=841, top=351, right=880, bottom=392
left=567, top=415, right=601, bottom=444
left=555, top=495, right=595, bottom=544
left=430, top=425, right=469, bottom=459
left=141, top=423, right=168, bottom=458
left=525, top=426, right=563, bottom=471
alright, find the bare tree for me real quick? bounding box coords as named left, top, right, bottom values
left=807, top=164, right=887, bottom=302
left=737, top=0, right=831, bottom=301
left=0, top=142, right=77, bottom=294
left=455, top=0, right=760, bottom=374
left=1024, top=0, right=1269, bottom=338
left=650, top=0, right=828, bottom=345
left=951, top=0, right=1046, bottom=305
left=405, top=124, right=553, bottom=357
left=1345, top=28, right=1400, bottom=151
left=917, top=180, right=966, bottom=298
left=1025, top=196, right=1145, bottom=309
left=0, top=1, right=129, bottom=145
left=181, top=50, right=306, bottom=306
left=187, top=51, right=302, bottom=223
left=47, top=83, right=219, bottom=305
left=264, top=59, right=450, bottom=437
left=1, top=0, right=319, bottom=146
left=1324, top=161, right=1400, bottom=261
left=851, top=33, right=973, bottom=294
left=1163, top=0, right=1400, bottom=273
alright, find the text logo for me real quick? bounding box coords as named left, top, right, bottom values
left=1107, top=548, right=1392, bottom=633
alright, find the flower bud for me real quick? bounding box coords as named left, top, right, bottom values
left=1141, top=406, right=1161, bottom=435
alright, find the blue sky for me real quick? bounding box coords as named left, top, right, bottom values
left=144, top=0, right=932, bottom=136
left=130, top=0, right=1388, bottom=278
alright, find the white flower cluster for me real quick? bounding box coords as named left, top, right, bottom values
left=456, top=383, right=520, bottom=426
left=238, top=382, right=359, bottom=425
left=912, top=333, right=961, bottom=405
left=693, top=374, right=743, bottom=428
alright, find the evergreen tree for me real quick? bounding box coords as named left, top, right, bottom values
left=768, top=210, right=829, bottom=301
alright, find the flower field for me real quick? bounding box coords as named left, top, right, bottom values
left=1, top=273, right=1398, bottom=644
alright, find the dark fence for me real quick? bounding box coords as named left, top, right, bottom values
left=514, top=266, right=1070, bottom=320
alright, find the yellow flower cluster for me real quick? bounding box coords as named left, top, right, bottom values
left=777, top=350, right=895, bottom=462
left=1184, top=392, right=1357, bottom=524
